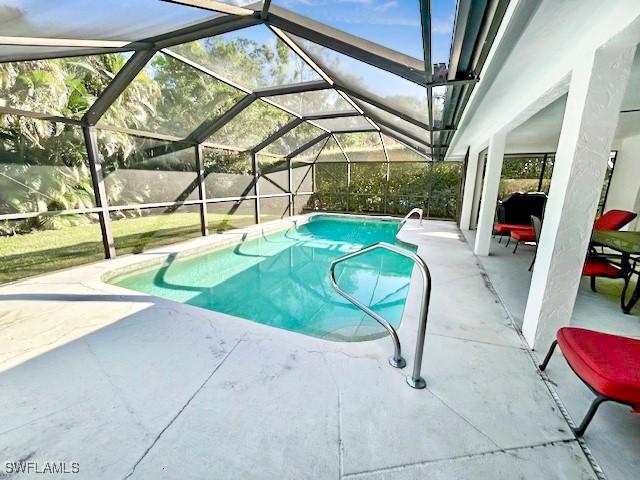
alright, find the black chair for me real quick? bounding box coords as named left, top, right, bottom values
left=496, top=192, right=547, bottom=226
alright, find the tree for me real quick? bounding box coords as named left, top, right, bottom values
left=0, top=54, right=142, bottom=231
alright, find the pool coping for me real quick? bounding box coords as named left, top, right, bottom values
left=97, top=212, right=421, bottom=343
left=100, top=212, right=409, bottom=283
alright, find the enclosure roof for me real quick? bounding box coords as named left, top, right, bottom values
left=0, top=0, right=508, bottom=161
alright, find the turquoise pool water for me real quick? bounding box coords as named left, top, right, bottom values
left=111, top=215, right=415, bottom=341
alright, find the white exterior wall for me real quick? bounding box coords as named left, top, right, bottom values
left=605, top=133, right=640, bottom=230
left=448, top=0, right=640, bottom=160
left=449, top=0, right=640, bottom=350
left=521, top=42, right=636, bottom=348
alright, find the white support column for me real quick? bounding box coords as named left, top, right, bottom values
left=522, top=43, right=636, bottom=349
left=474, top=132, right=506, bottom=255
left=460, top=145, right=483, bottom=230
left=470, top=150, right=486, bottom=229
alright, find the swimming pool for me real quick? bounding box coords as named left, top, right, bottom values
left=111, top=215, right=415, bottom=341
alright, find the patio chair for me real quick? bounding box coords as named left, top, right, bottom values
left=494, top=192, right=546, bottom=244
left=590, top=210, right=637, bottom=256
left=493, top=223, right=533, bottom=243
left=539, top=327, right=640, bottom=436
left=582, top=255, right=627, bottom=292
left=509, top=226, right=536, bottom=253
left=497, top=192, right=547, bottom=225
left=593, top=209, right=637, bottom=231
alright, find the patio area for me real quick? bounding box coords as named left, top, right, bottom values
left=463, top=230, right=640, bottom=480
left=0, top=218, right=600, bottom=479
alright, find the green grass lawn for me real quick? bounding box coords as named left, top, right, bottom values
left=590, top=276, right=640, bottom=314
left=7, top=212, right=636, bottom=315
left=0, top=212, right=255, bottom=284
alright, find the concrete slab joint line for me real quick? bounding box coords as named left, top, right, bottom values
left=465, top=235, right=607, bottom=480
left=1, top=216, right=624, bottom=479
left=426, top=387, right=500, bottom=449
left=342, top=439, right=580, bottom=479
left=122, top=340, right=242, bottom=480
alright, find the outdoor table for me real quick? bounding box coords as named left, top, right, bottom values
left=591, top=230, right=640, bottom=313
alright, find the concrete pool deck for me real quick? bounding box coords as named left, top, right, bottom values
left=0, top=216, right=600, bottom=479
left=462, top=229, right=640, bottom=480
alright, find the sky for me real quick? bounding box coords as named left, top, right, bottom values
left=2, top=0, right=456, bottom=64
left=270, top=0, right=457, bottom=63
left=1, top=0, right=219, bottom=41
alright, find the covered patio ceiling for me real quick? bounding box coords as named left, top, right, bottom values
left=0, top=0, right=508, bottom=162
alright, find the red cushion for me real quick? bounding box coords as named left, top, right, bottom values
left=510, top=230, right=536, bottom=242
left=557, top=327, right=640, bottom=407
left=494, top=223, right=532, bottom=235
left=582, top=258, right=624, bottom=278
left=594, top=210, right=637, bottom=231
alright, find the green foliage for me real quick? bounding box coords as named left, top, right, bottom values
left=0, top=119, right=95, bottom=220
left=172, top=28, right=315, bottom=89
left=0, top=55, right=127, bottom=120
left=501, top=156, right=544, bottom=180
left=204, top=148, right=252, bottom=175
left=209, top=99, right=293, bottom=149
left=497, top=155, right=551, bottom=200
left=264, top=122, right=323, bottom=156
left=312, top=159, right=462, bottom=220
left=101, top=53, right=245, bottom=138
left=0, top=54, right=131, bottom=226
left=430, top=162, right=462, bottom=219
left=350, top=163, right=387, bottom=212
left=0, top=34, right=303, bottom=235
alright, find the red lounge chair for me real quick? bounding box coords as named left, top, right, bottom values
left=539, top=327, right=640, bottom=436
left=493, top=223, right=532, bottom=243
left=509, top=228, right=536, bottom=253
left=594, top=209, right=637, bottom=231
left=582, top=256, right=626, bottom=292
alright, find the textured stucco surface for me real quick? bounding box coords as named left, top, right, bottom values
left=522, top=43, right=636, bottom=348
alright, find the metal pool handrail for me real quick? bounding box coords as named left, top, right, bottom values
left=398, top=208, right=423, bottom=230
left=328, top=242, right=432, bottom=389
